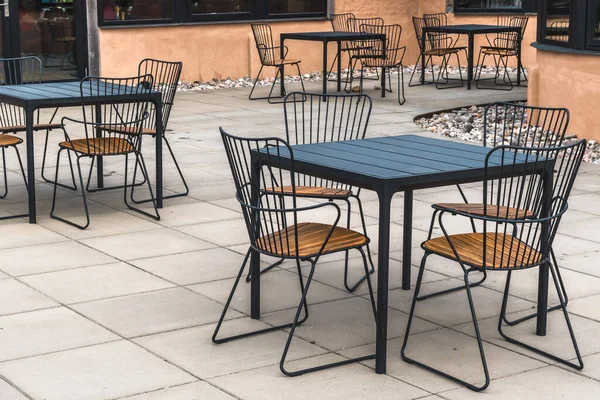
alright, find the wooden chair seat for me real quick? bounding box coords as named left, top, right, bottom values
left=480, top=47, right=517, bottom=56
left=99, top=125, right=156, bottom=136
left=0, top=123, right=61, bottom=134
left=0, top=135, right=22, bottom=147
left=265, top=185, right=351, bottom=198
left=423, top=232, right=542, bottom=269
left=424, top=48, right=461, bottom=56
left=269, top=58, right=301, bottom=66
left=59, top=137, right=134, bottom=155
left=257, top=222, right=367, bottom=258
left=436, top=203, right=535, bottom=219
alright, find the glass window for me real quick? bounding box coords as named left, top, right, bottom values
left=102, top=0, right=171, bottom=22
left=456, top=0, right=522, bottom=10
left=587, top=0, right=600, bottom=48
left=191, top=0, right=249, bottom=14
left=542, top=0, right=570, bottom=43
left=268, top=0, right=326, bottom=14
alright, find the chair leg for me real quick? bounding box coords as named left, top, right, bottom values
left=326, top=52, right=339, bottom=82
left=501, top=249, right=569, bottom=326
left=397, top=65, right=406, bottom=105
left=130, top=134, right=189, bottom=204
left=85, top=152, right=147, bottom=193
left=0, top=148, right=7, bottom=199
left=213, top=249, right=309, bottom=344
left=41, top=129, right=77, bottom=191
left=498, top=262, right=584, bottom=370
left=0, top=145, right=29, bottom=221
left=280, top=258, right=376, bottom=376
left=436, top=54, right=463, bottom=90
left=343, top=195, right=375, bottom=292
left=402, top=259, right=491, bottom=392
left=123, top=152, right=160, bottom=221
left=50, top=150, right=91, bottom=230
left=296, top=63, right=306, bottom=93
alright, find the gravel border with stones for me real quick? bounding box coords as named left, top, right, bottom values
left=415, top=103, right=599, bottom=164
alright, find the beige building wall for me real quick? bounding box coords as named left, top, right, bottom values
left=528, top=49, right=600, bottom=140
left=98, top=0, right=420, bottom=82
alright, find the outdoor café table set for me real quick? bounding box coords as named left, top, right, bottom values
left=214, top=89, right=586, bottom=391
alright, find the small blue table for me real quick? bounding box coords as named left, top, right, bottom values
left=250, top=134, right=552, bottom=374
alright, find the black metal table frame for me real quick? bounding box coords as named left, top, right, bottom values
left=421, top=25, right=523, bottom=90
left=248, top=135, right=553, bottom=375
left=0, top=81, right=163, bottom=223
left=279, top=32, right=387, bottom=98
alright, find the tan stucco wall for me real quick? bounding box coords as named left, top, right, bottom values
left=98, top=0, right=420, bottom=82
left=528, top=49, right=600, bottom=141
left=97, top=1, right=537, bottom=85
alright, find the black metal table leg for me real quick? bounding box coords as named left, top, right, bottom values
left=536, top=168, right=553, bottom=336
left=25, top=106, right=36, bottom=223
left=381, top=67, right=386, bottom=98
left=421, top=32, right=426, bottom=84
left=516, top=44, right=522, bottom=86
left=337, top=40, right=342, bottom=92
left=280, top=40, right=286, bottom=97
left=467, top=33, right=474, bottom=90
left=323, top=40, right=328, bottom=96
left=402, top=190, right=413, bottom=290
left=250, top=157, right=261, bottom=319
left=95, top=104, right=103, bottom=188
left=375, top=188, right=392, bottom=374
left=154, top=97, right=163, bottom=208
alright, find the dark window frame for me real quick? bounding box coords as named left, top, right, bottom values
left=537, top=0, right=598, bottom=51
left=97, top=0, right=327, bottom=26
left=454, top=0, right=536, bottom=14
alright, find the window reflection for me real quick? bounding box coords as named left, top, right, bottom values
left=455, top=0, right=522, bottom=9
left=103, top=0, right=171, bottom=21
left=268, top=0, right=325, bottom=14
left=191, top=0, right=249, bottom=14
left=543, top=0, right=570, bottom=42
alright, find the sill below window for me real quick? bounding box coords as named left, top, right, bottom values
left=99, top=16, right=328, bottom=29
left=452, top=11, right=536, bottom=16
left=532, top=42, right=600, bottom=56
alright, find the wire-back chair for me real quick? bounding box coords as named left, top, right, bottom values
left=402, top=138, right=586, bottom=391
left=345, top=17, right=384, bottom=85
left=409, top=17, right=464, bottom=89
left=327, top=13, right=356, bottom=82
left=85, top=59, right=185, bottom=201
left=264, top=92, right=375, bottom=291
left=0, top=57, right=66, bottom=219
left=475, top=15, right=529, bottom=90
left=50, top=75, right=160, bottom=229
left=426, top=102, right=570, bottom=302
left=353, top=24, right=407, bottom=104
left=249, top=23, right=305, bottom=104
left=212, top=127, right=377, bottom=377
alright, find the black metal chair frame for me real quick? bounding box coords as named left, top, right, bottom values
left=343, top=17, right=385, bottom=90
left=401, top=140, right=586, bottom=391
left=249, top=23, right=305, bottom=104
left=212, top=127, right=377, bottom=376
left=326, top=13, right=359, bottom=83
left=351, top=24, right=407, bottom=105
left=50, top=75, right=160, bottom=230
left=84, top=59, right=187, bottom=204
left=409, top=17, right=465, bottom=90
left=0, top=134, right=28, bottom=221
left=246, top=92, right=376, bottom=292
left=475, top=15, right=529, bottom=91
left=0, top=56, right=75, bottom=198
left=423, top=103, right=572, bottom=320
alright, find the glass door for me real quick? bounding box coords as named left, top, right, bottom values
left=1, top=0, right=86, bottom=81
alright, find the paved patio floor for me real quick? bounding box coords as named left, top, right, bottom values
left=1, top=76, right=600, bottom=399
